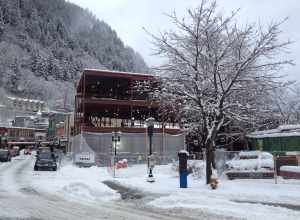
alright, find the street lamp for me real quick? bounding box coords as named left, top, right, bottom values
left=146, top=117, right=155, bottom=182
left=112, top=131, right=121, bottom=178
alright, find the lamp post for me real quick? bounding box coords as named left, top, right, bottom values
left=112, top=131, right=121, bottom=178
left=146, top=117, right=155, bottom=182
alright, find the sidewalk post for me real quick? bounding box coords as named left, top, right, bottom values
left=274, top=155, right=278, bottom=184
left=178, top=150, right=189, bottom=188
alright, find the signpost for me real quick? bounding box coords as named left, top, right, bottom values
left=146, top=117, right=155, bottom=182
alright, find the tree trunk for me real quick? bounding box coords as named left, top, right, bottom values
left=205, top=142, right=214, bottom=184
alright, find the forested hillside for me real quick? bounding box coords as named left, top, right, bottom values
left=0, top=0, right=148, bottom=108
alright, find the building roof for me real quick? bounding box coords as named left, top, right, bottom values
left=247, top=124, right=300, bottom=138
left=77, top=69, right=154, bottom=92
left=84, top=68, right=153, bottom=77
left=5, top=126, right=36, bottom=130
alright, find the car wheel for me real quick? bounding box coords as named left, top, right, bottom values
left=53, top=167, right=57, bottom=171
left=34, top=166, right=38, bottom=171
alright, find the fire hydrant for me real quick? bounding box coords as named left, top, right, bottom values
left=210, top=171, right=218, bottom=190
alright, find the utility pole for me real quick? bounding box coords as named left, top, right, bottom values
left=112, top=131, right=121, bottom=178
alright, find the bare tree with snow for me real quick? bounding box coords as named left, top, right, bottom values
left=149, top=0, right=293, bottom=184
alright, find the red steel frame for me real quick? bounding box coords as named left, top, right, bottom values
left=75, top=69, right=182, bottom=135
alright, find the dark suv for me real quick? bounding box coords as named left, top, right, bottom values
left=0, top=149, right=11, bottom=162
left=34, top=152, right=57, bottom=171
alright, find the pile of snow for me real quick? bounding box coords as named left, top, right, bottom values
left=280, top=166, right=300, bottom=173
left=226, top=151, right=274, bottom=171
left=29, top=164, right=119, bottom=202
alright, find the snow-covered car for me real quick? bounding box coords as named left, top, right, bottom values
left=226, top=151, right=274, bottom=171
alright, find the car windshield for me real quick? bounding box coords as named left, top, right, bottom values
left=38, top=153, right=53, bottom=160
left=0, top=150, right=8, bottom=156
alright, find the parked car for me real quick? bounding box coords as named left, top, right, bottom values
left=0, top=149, right=11, bottom=162
left=225, top=151, right=274, bottom=171
left=34, top=152, right=57, bottom=171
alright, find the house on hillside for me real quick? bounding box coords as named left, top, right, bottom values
left=247, top=124, right=300, bottom=153
left=72, top=69, right=185, bottom=165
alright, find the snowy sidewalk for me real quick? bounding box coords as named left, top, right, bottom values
left=107, top=164, right=300, bottom=220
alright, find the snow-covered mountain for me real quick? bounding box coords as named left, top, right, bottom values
left=0, top=0, right=148, bottom=108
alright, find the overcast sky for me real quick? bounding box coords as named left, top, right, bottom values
left=68, top=0, right=300, bottom=80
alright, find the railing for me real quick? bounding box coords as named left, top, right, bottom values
left=87, top=117, right=180, bottom=130
left=77, top=92, right=151, bottom=101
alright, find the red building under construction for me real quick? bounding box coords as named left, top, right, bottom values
left=72, top=69, right=185, bottom=165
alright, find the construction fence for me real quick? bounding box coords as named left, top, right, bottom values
left=70, top=131, right=185, bottom=166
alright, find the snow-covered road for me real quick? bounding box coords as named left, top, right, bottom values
left=0, top=156, right=228, bottom=220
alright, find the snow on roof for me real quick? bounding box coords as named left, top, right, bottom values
left=278, top=124, right=300, bottom=131
left=247, top=124, right=300, bottom=138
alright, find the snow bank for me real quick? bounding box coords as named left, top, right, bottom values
left=280, top=166, right=300, bottom=173
left=29, top=163, right=119, bottom=203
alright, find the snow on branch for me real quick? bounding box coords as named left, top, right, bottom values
left=147, top=0, right=293, bottom=148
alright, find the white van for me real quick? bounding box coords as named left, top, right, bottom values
left=74, top=152, right=95, bottom=167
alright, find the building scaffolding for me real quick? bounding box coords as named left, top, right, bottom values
left=72, top=69, right=185, bottom=165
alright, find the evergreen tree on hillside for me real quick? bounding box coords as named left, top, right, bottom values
left=0, top=0, right=148, bottom=108
left=9, top=0, right=22, bottom=26
left=0, top=6, right=5, bottom=38
left=9, top=58, right=21, bottom=92
left=26, top=8, right=41, bottom=39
